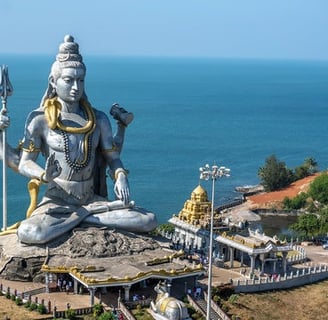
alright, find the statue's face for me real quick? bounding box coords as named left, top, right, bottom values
left=53, top=67, right=85, bottom=104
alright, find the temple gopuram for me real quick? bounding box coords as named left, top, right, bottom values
left=169, top=184, right=293, bottom=275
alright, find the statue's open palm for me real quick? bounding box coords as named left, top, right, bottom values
left=114, top=173, right=130, bottom=205
left=44, top=153, right=62, bottom=182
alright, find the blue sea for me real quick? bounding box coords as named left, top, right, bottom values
left=0, top=55, right=328, bottom=227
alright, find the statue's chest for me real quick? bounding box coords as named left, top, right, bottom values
left=46, top=112, right=95, bottom=152
left=47, top=128, right=97, bottom=171
left=47, top=130, right=85, bottom=152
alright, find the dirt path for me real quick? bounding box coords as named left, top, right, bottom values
left=247, top=173, right=320, bottom=209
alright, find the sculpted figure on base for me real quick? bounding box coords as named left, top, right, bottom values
left=0, top=35, right=157, bottom=244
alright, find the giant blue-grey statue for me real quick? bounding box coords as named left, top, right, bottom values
left=0, top=35, right=157, bottom=244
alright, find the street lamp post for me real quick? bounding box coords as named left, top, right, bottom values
left=199, top=164, right=230, bottom=320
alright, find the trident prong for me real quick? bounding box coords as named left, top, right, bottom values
left=0, top=65, right=14, bottom=110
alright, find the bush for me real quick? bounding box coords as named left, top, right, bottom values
left=98, top=312, right=115, bottom=320
left=65, top=308, right=76, bottom=320
left=93, top=302, right=104, bottom=317
left=37, top=303, right=47, bottom=314
left=24, top=300, right=31, bottom=308
left=228, top=294, right=239, bottom=304
left=15, top=297, right=23, bottom=306
left=157, top=223, right=175, bottom=234
left=29, top=302, right=37, bottom=311
left=11, top=294, right=16, bottom=301
left=212, top=285, right=235, bottom=300
left=221, top=302, right=229, bottom=312
left=191, top=312, right=205, bottom=319
left=213, top=294, right=222, bottom=306
left=5, top=292, right=11, bottom=299
left=283, top=192, right=308, bottom=210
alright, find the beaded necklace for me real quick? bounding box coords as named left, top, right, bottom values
left=44, top=97, right=96, bottom=171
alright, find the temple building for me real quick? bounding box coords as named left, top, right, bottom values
left=169, top=184, right=293, bottom=275
left=177, top=184, right=211, bottom=227
left=169, top=184, right=223, bottom=257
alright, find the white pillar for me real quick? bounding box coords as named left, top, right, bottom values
left=123, top=285, right=131, bottom=301
left=89, top=288, right=96, bottom=306
left=249, top=254, right=257, bottom=274
left=166, top=280, right=172, bottom=294
left=45, top=273, right=49, bottom=293
left=282, top=252, right=288, bottom=274
left=229, top=247, right=234, bottom=268
left=74, top=279, right=78, bottom=294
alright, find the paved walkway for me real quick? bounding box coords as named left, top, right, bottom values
left=0, top=278, right=100, bottom=311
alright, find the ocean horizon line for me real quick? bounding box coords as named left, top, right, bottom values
left=1, top=53, right=328, bottom=64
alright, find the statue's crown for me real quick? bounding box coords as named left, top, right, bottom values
left=56, top=35, right=83, bottom=63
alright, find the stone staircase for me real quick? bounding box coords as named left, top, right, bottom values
left=195, top=297, right=222, bottom=320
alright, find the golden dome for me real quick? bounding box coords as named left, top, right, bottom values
left=192, top=184, right=206, bottom=195
left=191, top=185, right=208, bottom=202
left=177, top=184, right=211, bottom=225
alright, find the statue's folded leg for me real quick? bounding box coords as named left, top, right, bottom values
left=17, top=203, right=93, bottom=244
left=83, top=205, right=158, bottom=233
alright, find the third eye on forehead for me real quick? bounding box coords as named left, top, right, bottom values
left=60, top=67, right=85, bottom=80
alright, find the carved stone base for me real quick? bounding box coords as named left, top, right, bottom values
left=0, top=227, right=159, bottom=281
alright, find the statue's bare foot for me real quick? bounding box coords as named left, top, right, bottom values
left=110, top=103, right=134, bottom=126
left=88, top=200, right=135, bottom=213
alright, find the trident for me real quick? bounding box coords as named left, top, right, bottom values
left=0, top=65, right=13, bottom=231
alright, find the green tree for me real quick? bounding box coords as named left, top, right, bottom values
left=291, top=213, right=319, bottom=238
left=303, top=157, right=318, bottom=174
left=258, top=155, right=293, bottom=191
left=294, top=157, right=318, bottom=180
left=318, top=207, right=328, bottom=234
left=308, top=173, right=328, bottom=204
left=294, top=165, right=309, bottom=181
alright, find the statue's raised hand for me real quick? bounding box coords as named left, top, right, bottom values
left=44, top=153, right=62, bottom=182
left=114, top=172, right=130, bottom=205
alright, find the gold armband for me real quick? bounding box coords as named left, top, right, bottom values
left=22, top=141, right=41, bottom=153
left=40, top=172, right=48, bottom=184
left=114, top=168, right=127, bottom=180
left=102, top=144, right=119, bottom=154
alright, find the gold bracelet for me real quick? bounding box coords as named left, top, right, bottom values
left=40, top=172, right=48, bottom=183
left=114, top=168, right=127, bottom=180
left=102, top=144, right=119, bottom=154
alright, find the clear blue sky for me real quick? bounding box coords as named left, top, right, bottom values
left=1, top=0, right=327, bottom=60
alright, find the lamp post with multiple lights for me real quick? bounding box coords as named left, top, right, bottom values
left=199, top=164, right=230, bottom=320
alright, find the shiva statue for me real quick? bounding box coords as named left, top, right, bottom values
left=0, top=35, right=157, bottom=244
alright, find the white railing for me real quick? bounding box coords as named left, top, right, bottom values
left=233, top=264, right=328, bottom=293
left=287, top=245, right=307, bottom=264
